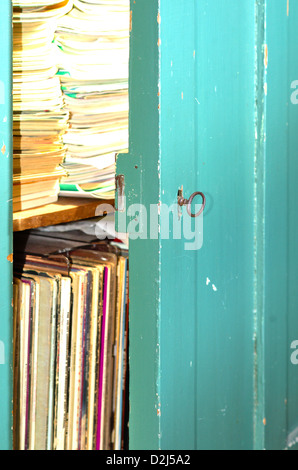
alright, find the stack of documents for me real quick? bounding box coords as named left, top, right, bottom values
left=13, top=231, right=129, bottom=450
left=12, top=0, right=73, bottom=212
left=54, top=0, right=129, bottom=199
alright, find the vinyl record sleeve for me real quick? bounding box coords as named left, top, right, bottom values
left=13, top=235, right=128, bottom=451
left=54, top=276, right=71, bottom=450
left=69, top=249, right=117, bottom=450
left=78, top=268, right=93, bottom=450
left=17, top=277, right=35, bottom=451
left=19, top=273, right=41, bottom=451
left=114, top=257, right=128, bottom=450
left=13, top=279, right=22, bottom=451
left=14, top=255, right=82, bottom=450
left=96, top=266, right=110, bottom=451
left=111, top=256, right=125, bottom=449
left=29, top=274, right=56, bottom=450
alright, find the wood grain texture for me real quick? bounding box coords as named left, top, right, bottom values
left=13, top=197, right=114, bottom=232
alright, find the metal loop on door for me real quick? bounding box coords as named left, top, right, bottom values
left=178, top=189, right=206, bottom=218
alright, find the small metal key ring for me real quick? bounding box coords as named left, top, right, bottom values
left=178, top=188, right=206, bottom=218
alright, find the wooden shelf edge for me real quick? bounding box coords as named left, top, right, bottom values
left=13, top=197, right=115, bottom=232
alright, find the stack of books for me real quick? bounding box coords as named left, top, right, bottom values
left=54, top=0, right=129, bottom=199
left=13, top=231, right=129, bottom=450
left=12, top=0, right=73, bottom=212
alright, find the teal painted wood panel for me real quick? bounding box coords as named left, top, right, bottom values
left=159, top=0, right=256, bottom=450
left=264, top=0, right=298, bottom=450
left=287, top=0, right=298, bottom=450
left=117, top=0, right=161, bottom=450
left=0, top=0, right=13, bottom=451
left=120, top=0, right=298, bottom=451
left=117, top=0, right=256, bottom=450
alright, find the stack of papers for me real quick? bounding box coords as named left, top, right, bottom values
left=54, top=0, right=129, bottom=199
left=12, top=0, right=73, bottom=212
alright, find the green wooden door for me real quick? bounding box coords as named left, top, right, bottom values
left=264, top=0, right=298, bottom=450
left=117, top=0, right=298, bottom=450
left=0, top=0, right=13, bottom=451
